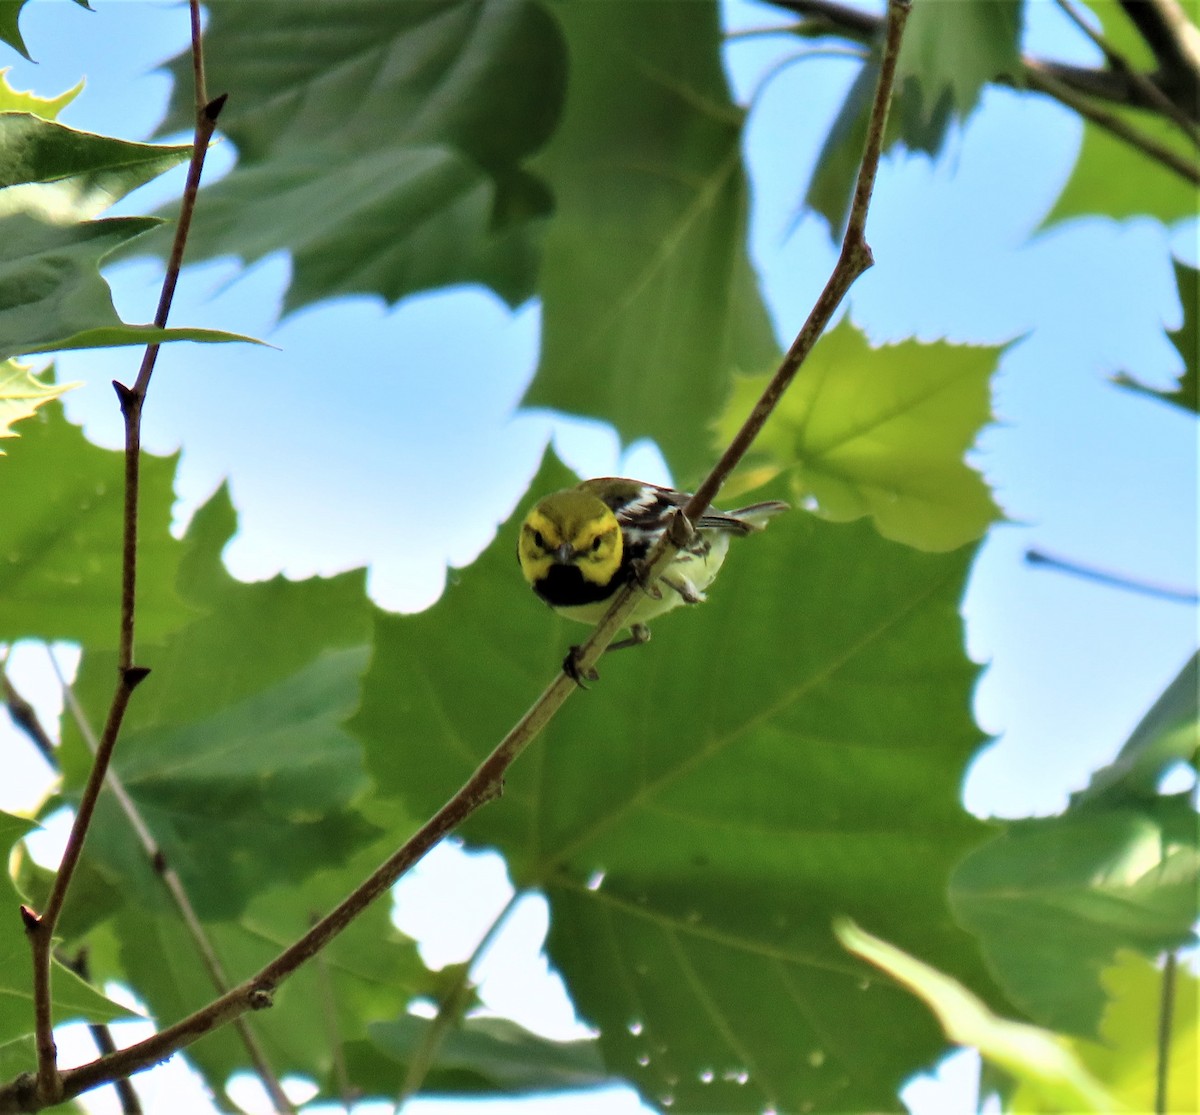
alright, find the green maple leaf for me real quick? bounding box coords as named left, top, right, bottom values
left=351, top=450, right=997, bottom=1114
left=713, top=319, right=1001, bottom=552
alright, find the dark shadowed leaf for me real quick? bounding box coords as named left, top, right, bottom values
left=346, top=1015, right=609, bottom=1097
left=351, top=451, right=997, bottom=1114
left=524, top=0, right=778, bottom=480
left=950, top=795, right=1198, bottom=1035
left=0, top=214, right=257, bottom=361
left=142, top=0, right=568, bottom=313
left=56, top=485, right=385, bottom=922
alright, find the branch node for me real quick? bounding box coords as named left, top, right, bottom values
left=204, top=92, right=229, bottom=122
left=248, top=988, right=274, bottom=1011
left=19, top=905, right=40, bottom=934
left=112, top=380, right=137, bottom=416
left=666, top=510, right=695, bottom=548
left=151, top=850, right=168, bottom=875
left=123, top=666, right=152, bottom=691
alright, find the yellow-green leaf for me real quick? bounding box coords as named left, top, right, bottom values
left=836, top=920, right=1123, bottom=1113
left=714, top=319, right=1001, bottom=551
left=0, top=68, right=82, bottom=117
left=0, top=360, right=75, bottom=450
left=1047, top=951, right=1197, bottom=1115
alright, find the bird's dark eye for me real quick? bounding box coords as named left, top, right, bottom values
left=591, top=535, right=603, bottom=552
left=533, top=530, right=546, bottom=550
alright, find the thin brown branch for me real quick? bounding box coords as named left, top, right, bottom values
left=52, top=653, right=294, bottom=1114
left=1, top=3, right=913, bottom=1109
left=1024, top=60, right=1200, bottom=184
left=768, top=0, right=1200, bottom=123
left=399, top=891, right=522, bottom=1103
left=1, top=667, right=55, bottom=766
left=1120, top=0, right=1200, bottom=111
left=20, top=2, right=225, bottom=1108
left=1055, top=0, right=1200, bottom=144
left=59, top=953, right=142, bottom=1115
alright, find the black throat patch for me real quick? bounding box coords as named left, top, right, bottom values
left=532, top=562, right=622, bottom=608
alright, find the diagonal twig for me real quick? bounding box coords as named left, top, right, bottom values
left=58, top=952, right=142, bottom=1115
left=18, top=1, right=226, bottom=1107
left=1025, top=548, right=1199, bottom=604
left=1, top=1, right=913, bottom=1109
left=1054, top=0, right=1200, bottom=145
left=49, top=650, right=295, bottom=1114
left=1, top=661, right=56, bottom=767
left=397, top=890, right=523, bottom=1103
left=769, top=0, right=1200, bottom=180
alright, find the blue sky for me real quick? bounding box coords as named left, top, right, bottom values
left=2, top=1, right=1196, bottom=1112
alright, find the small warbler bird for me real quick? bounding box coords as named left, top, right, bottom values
left=518, top=478, right=788, bottom=672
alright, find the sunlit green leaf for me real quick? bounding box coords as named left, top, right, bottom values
left=0, top=360, right=76, bottom=449
left=0, top=112, right=190, bottom=220
left=714, top=319, right=1001, bottom=551
left=837, top=920, right=1121, bottom=1113
left=1017, top=951, right=1197, bottom=1115
left=0, top=69, right=81, bottom=117
left=0, top=402, right=193, bottom=646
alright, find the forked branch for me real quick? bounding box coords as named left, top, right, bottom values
left=12, top=1, right=225, bottom=1110
left=1, top=1, right=912, bottom=1110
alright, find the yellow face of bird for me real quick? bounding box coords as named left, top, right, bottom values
left=518, top=490, right=623, bottom=588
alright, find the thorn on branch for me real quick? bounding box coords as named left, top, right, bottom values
left=122, top=667, right=152, bottom=691
left=204, top=93, right=228, bottom=122
left=112, top=380, right=137, bottom=416
left=19, top=906, right=40, bottom=934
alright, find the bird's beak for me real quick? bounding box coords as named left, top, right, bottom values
left=554, top=542, right=574, bottom=564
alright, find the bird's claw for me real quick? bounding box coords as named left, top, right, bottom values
left=563, top=645, right=600, bottom=687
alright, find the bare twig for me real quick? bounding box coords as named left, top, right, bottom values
left=1, top=3, right=913, bottom=1110
left=1156, top=950, right=1178, bottom=1114
left=1054, top=0, right=1200, bottom=144
left=313, top=915, right=353, bottom=1112
left=769, top=0, right=1200, bottom=138
left=398, top=891, right=523, bottom=1103
left=1025, top=549, right=1199, bottom=604
left=1119, top=0, right=1200, bottom=112
left=59, top=953, right=142, bottom=1115
left=1, top=666, right=56, bottom=766
left=50, top=652, right=295, bottom=1114
left=20, top=2, right=225, bottom=1107
left=1024, top=61, right=1200, bottom=185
